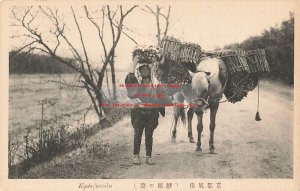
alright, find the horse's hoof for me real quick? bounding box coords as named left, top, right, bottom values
left=195, top=150, right=203, bottom=156
left=209, top=145, right=217, bottom=154
left=189, top=137, right=195, bottom=143
left=195, top=147, right=202, bottom=155
left=171, top=137, right=176, bottom=143
left=209, top=149, right=217, bottom=154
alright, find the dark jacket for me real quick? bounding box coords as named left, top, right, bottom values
left=125, top=72, right=166, bottom=116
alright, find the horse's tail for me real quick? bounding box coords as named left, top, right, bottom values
left=179, top=107, right=186, bottom=126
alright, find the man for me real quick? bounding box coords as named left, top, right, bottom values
left=125, top=55, right=167, bottom=165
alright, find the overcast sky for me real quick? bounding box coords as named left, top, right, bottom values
left=9, top=1, right=294, bottom=70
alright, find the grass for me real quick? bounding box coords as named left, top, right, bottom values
left=8, top=73, right=130, bottom=178
left=20, top=108, right=131, bottom=179
left=9, top=74, right=91, bottom=134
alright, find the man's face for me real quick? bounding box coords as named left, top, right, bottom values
left=139, top=64, right=151, bottom=78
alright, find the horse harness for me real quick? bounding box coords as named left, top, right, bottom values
left=192, top=70, right=253, bottom=108
left=190, top=72, right=221, bottom=110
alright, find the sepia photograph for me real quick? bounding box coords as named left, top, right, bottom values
left=0, top=0, right=299, bottom=190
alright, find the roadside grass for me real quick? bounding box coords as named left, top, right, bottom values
left=13, top=107, right=131, bottom=179
left=9, top=73, right=131, bottom=178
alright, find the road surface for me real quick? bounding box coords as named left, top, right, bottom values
left=102, top=80, right=293, bottom=179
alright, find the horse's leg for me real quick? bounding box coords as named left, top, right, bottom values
left=209, top=101, right=219, bottom=154
left=219, top=61, right=228, bottom=87
left=187, top=107, right=195, bottom=143
left=171, top=92, right=185, bottom=143
left=195, top=109, right=204, bottom=155
left=171, top=107, right=180, bottom=143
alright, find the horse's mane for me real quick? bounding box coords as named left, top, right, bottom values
left=191, top=72, right=209, bottom=96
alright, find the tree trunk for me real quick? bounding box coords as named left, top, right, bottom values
left=105, top=68, right=112, bottom=100
left=110, top=60, right=117, bottom=100
left=85, top=85, right=102, bottom=120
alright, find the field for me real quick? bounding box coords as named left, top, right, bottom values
left=9, top=72, right=129, bottom=132
left=10, top=74, right=93, bottom=133
left=8, top=72, right=129, bottom=166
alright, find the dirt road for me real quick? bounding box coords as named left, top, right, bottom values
left=101, top=80, right=293, bottom=179
left=25, top=80, right=293, bottom=179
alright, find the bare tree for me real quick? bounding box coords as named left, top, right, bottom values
left=85, top=6, right=138, bottom=101
left=10, top=5, right=138, bottom=121
left=141, top=5, right=171, bottom=44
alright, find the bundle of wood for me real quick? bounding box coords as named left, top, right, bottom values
left=153, top=60, right=192, bottom=95
left=224, top=73, right=259, bottom=103
left=245, top=49, right=270, bottom=73
left=155, top=36, right=201, bottom=86
left=159, top=36, right=182, bottom=62
left=214, top=49, right=269, bottom=103
left=154, top=36, right=202, bottom=84
left=151, top=35, right=270, bottom=103
left=132, top=45, right=163, bottom=64
left=159, top=36, right=202, bottom=64
left=163, top=63, right=192, bottom=84
left=213, top=49, right=250, bottom=75
left=178, top=43, right=202, bottom=64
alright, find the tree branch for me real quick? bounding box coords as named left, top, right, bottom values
left=47, top=80, right=86, bottom=89
left=163, top=6, right=171, bottom=39
left=71, top=6, right=94, bottom=82
left=84, top=6, right=108, bottom=57
left=143, top=5, right=171, bottom=44
left=107, top=6, right=116, bottom=42
left=122, top=5, right=138, bottom=17
left=10, top=40, right=38, bottom=57
left=112, top=21, right=138, bottom=44
left=145, top=5, right=156, bottom=15
left=98, top=5, right=138, bottom=82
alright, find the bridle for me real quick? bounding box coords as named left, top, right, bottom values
left=173, top=70, right=232, bottom=110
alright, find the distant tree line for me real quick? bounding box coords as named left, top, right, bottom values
left=9, top=51, right=77, bottom=74
left=224, top=13, right=294, bottom=84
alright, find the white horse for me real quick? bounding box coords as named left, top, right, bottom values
left=171, top=57, right=228, bottom=155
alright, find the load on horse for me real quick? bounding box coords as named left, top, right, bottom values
left=131, top=36, right=270, bottom=155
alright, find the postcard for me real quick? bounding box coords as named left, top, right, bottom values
left=0, top=0, right=299, bottom=191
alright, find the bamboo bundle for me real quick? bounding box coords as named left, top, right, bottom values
left=211, top=49, right=269, bottom=103
left=245, top=49, right=270, bottom=73
left=163, top=63, right=192, bottom=84
left=154, top=37, right=270, bottom=102
left=155, top=36, right=200, bottom=87
left=153, top=61, right=170, bottom=82
left=153, top=60, right=191, bottom=95
left=178, top=43, right=202, bottom=64
left=214, top=49, right=250, bottom=75
left=159, top=36, right=202, bottom=65
left=165, top=63, right=192, bottom=95
left=153, top=60, right=191, bottom=82
left=159, top=36, right=182, bottom=62
left=224, top=73, right=259, bottom=103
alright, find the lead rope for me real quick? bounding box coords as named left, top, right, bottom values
left=255, top=79, right=262, bottom=121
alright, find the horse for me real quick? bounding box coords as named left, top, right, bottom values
left=170, top=57, right=228, bottom=155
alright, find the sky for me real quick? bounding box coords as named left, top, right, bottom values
left=9, top=1, right=294, bottom=70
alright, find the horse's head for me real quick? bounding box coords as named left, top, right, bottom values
left=188, top=70, right=210, bottom=110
